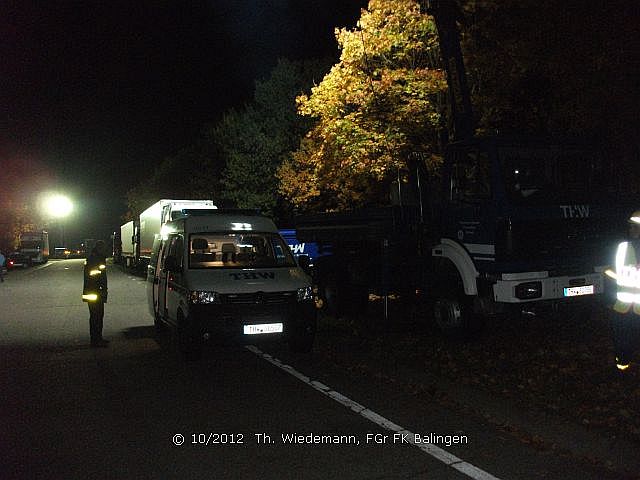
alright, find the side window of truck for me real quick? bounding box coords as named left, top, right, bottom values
left=451, top=150, right=491, bottom=201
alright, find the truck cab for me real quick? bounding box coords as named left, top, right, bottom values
left=434, top=137, right=627, bottom=306
left=295, top=136, right=629, bottom=335
left=147, top=211, right=316, bottom=358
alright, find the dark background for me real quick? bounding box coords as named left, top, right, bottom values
left=1, top=1, right=366, bottom=245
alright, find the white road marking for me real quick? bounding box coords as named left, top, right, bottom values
left=26, top=262, right=55, bottom=274
left=246, top=345, right=503, bottom=480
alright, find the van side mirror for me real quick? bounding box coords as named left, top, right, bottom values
left=297, top=254, right=310, bottom=271
left=164, top=256, right=179, bottom=272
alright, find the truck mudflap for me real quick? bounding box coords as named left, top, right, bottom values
left=492, top=271, right=604, bottom=303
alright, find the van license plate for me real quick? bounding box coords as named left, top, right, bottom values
left=243, top=323, right=283, bottom=335
left=564, top=285, right=594, bottom=297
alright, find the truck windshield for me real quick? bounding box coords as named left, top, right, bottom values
left=500, top=146, right=607, bottom=204
left=188, top=232, right=296, bottom=269
left=20, top=241, right=41, bottom=249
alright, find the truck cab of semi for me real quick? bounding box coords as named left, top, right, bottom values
left=147, top=211, right=316, bottom=358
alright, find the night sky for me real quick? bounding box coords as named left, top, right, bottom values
left=2, top=1, right=366, bottom=245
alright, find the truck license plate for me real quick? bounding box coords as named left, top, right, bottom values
left=563, top=285, right=594, bottom=297
left=243, top=323, right=283, bottom=335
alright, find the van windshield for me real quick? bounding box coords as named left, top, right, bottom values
left=188, top=232, right=296, bottom=269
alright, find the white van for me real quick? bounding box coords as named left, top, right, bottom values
left=146, top=211, right=316, bottom=358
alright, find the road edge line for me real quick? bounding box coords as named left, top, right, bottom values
left=245, top=344, right=503, bottom=480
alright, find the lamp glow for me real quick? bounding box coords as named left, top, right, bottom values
left=44, top=194, right=74, bottom=218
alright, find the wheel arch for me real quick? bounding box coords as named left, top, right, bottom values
left=431, top=238, right=479, bottom=296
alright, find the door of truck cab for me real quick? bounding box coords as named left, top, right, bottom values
left=445, top=145, right=497, bottom=264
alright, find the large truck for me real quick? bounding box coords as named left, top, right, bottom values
left=119, top=199, right=217, bottom=269
left=293, top=1, right=631, bottom=334
left=19, top=231, right=49, bottom=264
left=120, top=220, right=138, bottom=268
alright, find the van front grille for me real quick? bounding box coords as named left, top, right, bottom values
left=219, top=291, right=296, bottom=305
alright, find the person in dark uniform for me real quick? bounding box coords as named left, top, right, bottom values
left=82, top=240, right=109, bottom=347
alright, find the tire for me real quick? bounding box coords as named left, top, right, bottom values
left=433, top=295, right=468, bottom=335
left=320, top=273, right=340, bottom=316
left=289, top=333, right=315, bottom=353
left=289, top=319, right=317, bottom=353
left=319, top=273, right=368, bottom=318
left=153, top=312, right=165, bottom=337
left=177, top=313, right=202, bottom=361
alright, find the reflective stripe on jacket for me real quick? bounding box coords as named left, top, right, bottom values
left=83, top=254, right=108, bottom=303
left=613, top=241, right=640, bottom=315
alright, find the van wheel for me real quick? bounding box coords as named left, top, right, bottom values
left=154, top=312, right=166, bottom=337
left=289, top=325, right=316, bottom=353
left=289, top=314, right=317, bottom=353
left=289, top=334, right=314, bottom=353
left=320, top=273, right=340, bottom=315
left=177, top=314, right=202, bottom=361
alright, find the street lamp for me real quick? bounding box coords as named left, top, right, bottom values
left=42, top=193, right=74, bottom=248
left=44, top=194, right=74, bottom=219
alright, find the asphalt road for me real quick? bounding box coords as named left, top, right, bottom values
left=0, top=260, right=631, bottom=479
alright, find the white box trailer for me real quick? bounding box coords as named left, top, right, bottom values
left=19, top=231, right=49, bottom=264
left=120, top=220, right=138, bottom=268
left=138, top=199, right=217, bottom=265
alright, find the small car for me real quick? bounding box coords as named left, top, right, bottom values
left=6, top=252, right=31, bottom=270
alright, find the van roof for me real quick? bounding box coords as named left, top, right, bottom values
left=170, top=213, right=278, bottom=233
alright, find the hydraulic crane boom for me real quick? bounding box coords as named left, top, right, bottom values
left=420, top=0, right=474, bottom=142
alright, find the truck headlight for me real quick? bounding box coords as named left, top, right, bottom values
left=297, top=286, right=313, bottom=302
left=515, top=281, right=542, bottom=300
left=190, top=290, right=220, bottom=304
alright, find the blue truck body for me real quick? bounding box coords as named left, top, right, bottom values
left=294, top=136, right=632, bottom=333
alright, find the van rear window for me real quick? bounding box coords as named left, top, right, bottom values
left=189, top=232, right=296, bottom=269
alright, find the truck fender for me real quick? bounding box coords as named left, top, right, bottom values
left=431, top=238, right=479, bottom=295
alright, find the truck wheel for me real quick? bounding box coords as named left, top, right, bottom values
left=177, top=313, right=202, bottom=361
left=433, top=295, right=472, bottom=337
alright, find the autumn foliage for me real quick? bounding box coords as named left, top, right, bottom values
left=278, top=0, right=447, bottom=211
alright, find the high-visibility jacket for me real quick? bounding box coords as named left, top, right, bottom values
left=82, top=254, right=108, bottom=303
left=613, top=240, right=640, bottom=315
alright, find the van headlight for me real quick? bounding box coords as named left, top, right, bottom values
left=297, top=286, right=313, bottom=302
left=190, top=290, right=220, bottom=304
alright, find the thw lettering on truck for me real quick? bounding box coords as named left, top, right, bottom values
left=560, top=205, right=590, bottom=218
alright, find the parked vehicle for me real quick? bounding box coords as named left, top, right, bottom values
left=293, top=1, right=631, bottom=335
left=147, top=210, right=316, bottom=359
left=19, top=231, right=49, bottom=264
left=52, top=247, right=71, bottom=259
left=278, top=228, right=325, bottom=267
left=7, top=251, right=31, bottom=270
left=120, top=199, right=217, bottom=269
left=120, top=220, right=138, bottom=268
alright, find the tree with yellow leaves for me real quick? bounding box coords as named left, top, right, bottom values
left=278, top=0, right=447, bottom=211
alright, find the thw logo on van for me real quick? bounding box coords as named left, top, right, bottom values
left=229, top=272, right=275, bottom=280
left=560, top=205, right=590, bottom=219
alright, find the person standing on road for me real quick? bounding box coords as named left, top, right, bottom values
left=609, top=211, right=640, bottom=371
left=0, top=250, right=5, bottom=282
left=82, top=240, right=109, bottom=347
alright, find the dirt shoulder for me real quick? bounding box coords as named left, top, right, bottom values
left=313, top=299, right=640, bottom=477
